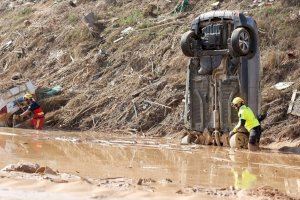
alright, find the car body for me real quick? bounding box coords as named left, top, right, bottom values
left=180, top=10, right=261, bottom=146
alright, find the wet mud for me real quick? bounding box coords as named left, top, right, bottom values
left=0, top=128, right=299, bottom=200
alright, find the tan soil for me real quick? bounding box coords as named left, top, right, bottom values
left=0, top=165, right=297, bottom=200
left=0, top=0, right=299, bottom=144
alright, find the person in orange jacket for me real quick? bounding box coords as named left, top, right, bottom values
left=18, top=93, right=45, bottom=130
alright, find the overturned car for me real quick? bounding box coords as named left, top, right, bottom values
left=181, top=11, right=261, bottom=146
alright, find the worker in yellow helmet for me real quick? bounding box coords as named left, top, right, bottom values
left=230, top=97, right=261, bottom=151
left=18, top=93, right=45, bottom=130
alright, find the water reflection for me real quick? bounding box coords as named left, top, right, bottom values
left=0, top=128, right=299, bottom=197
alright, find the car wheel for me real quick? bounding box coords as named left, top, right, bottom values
left=181, top=30, right=197, bottom=57
left=231, top=27, right=251, bottom=56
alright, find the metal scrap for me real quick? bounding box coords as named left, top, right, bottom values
left=287, top=89, right=300, bottom=117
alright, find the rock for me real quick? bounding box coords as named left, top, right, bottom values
left=83, top=12, right=106, bottom=38
left=24, top=20, right=31, bottom=26
left=220, top=132, right=230, bottom=147
left=229, top=132, right=249, bottom=149
left=11, top=73, right=23, bottom=80
left=121, top=27, right=134, bottom=35
left=159, top=178, right=173, bottom=184
left=69, top=0, right=76, bottom=7
left=137, top=178, right=143, bottom=185
left=50, top=179, right=68, bottom=183
left=272, top=82, right=294, bottom=90
left=143, top=4, right=158, bottom=18
left=194, top=134, right=205, bottom=144
left=287, top=51, right=297, bottom=59
left=176, top=189, right=184, bottom=194
left=180, top=134, right=191, bottom=145
left=137, top=178, right=156, bottom=185
left=1, top=40, right=13, bottom=51
left=2, top=163, right=40, bottom=173
left=203, top=128, right=213, bottom=145
left=36, top=166, right=58, bottom=175
left=211, top=1, right=220, bottom=10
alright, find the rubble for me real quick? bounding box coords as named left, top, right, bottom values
left=143, top=4, right=158, bottom=18
left=2, top=163, right=40, bottom=173
left=2, top=163, right=58, bottom=175
left=1, top=40, right=13, bottom=52
left=121, top=27, right=134, bottom=35
left=211, top=1, right=220, bottom=10
left=113, top=37, right=124, bottom=43
left=36, top=166, right=58, bottom=175
left=82, top=12, right=106, bottom=38
left=137, top=178, right=156, bottom=185
left=287, top=89, right=300, bottom=117
left=0, top=0, right=297, bottom=144
left=272, top=82, right=294, bottom=90
left=24, top=19, right=31, bottom=26
left=68, top=0, right=76, bottom=7
left=180, top=134, right=191, bottom=145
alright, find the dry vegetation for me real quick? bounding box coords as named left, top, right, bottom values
left=0, top=0, right=299, bottom=142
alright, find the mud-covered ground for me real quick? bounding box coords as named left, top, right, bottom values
left=0, top=0, right=299, bottom=145
left=0, top=128, right=299, bottom=200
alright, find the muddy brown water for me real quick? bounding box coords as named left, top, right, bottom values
left=0, top=128, right=299, bottom=198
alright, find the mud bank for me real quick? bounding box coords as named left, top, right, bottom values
left=0, top=128, right=299, bottom=199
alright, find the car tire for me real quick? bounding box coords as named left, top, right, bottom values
left=181, top=30, right=197, bottom=57
left=231, top=27, right=251, bottom=56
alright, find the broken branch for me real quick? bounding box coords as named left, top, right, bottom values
left=144, top=100, right=171, bottom=109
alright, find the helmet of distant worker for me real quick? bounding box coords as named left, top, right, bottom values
left=23, top=93, right=33, bottom=101
left=231, top=97, right=244, bottom=110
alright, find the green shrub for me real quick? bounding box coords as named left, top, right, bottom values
left=68, top=13, right=79, bottom=25
left=65, top=27, right=91, bottom=43
left=120, top=10, right=143, bottom=26
left=19, top=7, right=35, bottom=16
left=137, top=20, right=154, bottom=29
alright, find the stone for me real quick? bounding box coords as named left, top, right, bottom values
left=181, top=134, right=191, bottom=145
left=36, top=166, right=58, bottom=175
left=2, top=163, right=40, bottom=173
left=24, top=20, right=31, bottom=26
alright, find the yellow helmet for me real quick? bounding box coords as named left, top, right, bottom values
left=232, top=97, right=244, bottom=105
left=23, top=93, right=33, bottom=100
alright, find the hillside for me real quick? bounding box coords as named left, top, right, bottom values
left=0, top=0, right=299, bottom=144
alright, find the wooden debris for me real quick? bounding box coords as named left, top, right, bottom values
left=144, top=100, right=171, bottom=109
left=287, top=89, right=300, bottom=117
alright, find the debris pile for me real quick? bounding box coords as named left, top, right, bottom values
left=0, top=0, right=298, bottom=144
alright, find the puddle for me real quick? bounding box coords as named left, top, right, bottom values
left=0, top=128, right=299, bottom=198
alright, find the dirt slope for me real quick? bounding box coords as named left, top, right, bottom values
left=0, top=0, right=299, bottom=143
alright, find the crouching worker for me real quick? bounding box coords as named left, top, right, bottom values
left=229, top=97, right=261, bottom=151
left=15, top=93, right=45, bottom=130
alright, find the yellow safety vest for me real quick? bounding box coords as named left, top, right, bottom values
left=232, top=168, right=257, bottom=189
left=233, top=105, right=260, bottom=132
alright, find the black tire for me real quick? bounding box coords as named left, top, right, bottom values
left=181, top=30, right=197, bottom=57
left=231, top=27, right=251, bottom=56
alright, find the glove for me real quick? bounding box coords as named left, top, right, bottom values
left=229, top=131, right=235, bottom=138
